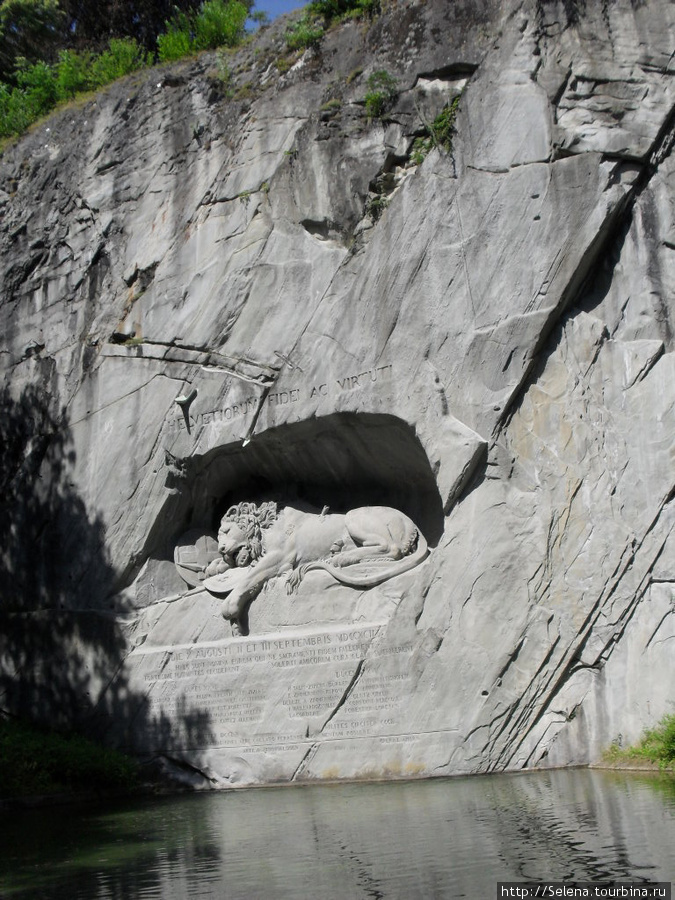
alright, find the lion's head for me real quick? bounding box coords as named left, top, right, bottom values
left=217, top=500, right=278, bottom=567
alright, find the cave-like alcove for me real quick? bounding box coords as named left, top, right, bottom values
left=159, top=413, right=444, bottom=554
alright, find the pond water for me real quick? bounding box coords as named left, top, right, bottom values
left=1, top=769, right=673, bottom=899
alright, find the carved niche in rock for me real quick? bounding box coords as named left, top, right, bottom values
left=174, top=501, right=429, bottom=634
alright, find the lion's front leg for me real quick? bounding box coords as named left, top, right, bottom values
left=221, top=580, right=263, bottom=626
left=220, top=550, right=291, bottom=628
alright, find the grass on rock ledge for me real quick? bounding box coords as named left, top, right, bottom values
left=0, top=715, right=139, bottom=800
left=603, top=713, right=675, bottom=773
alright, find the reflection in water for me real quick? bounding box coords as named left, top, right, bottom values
left=1, top=770, right=673, bottom=899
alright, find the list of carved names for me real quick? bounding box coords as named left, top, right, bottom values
left=138, top=623, right=414, bottom=748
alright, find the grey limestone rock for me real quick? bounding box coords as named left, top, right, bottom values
left=0, top=0, right=673, bottom=786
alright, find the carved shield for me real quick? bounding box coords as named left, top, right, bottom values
left=174, top=530, right=220, bottom=587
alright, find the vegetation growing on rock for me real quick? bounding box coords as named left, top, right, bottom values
left=364, top=69, right=396, bottom=119
left=284, top=14, right=324, bottom=52
left=604, top=715, right=675, bottom=772
left=410, top=95, right=461, bottom=164
left=309, top=0, right=379, bottom=22
left=282, top=0, right=379, bottom=58
left=0, top=0, right=253, bottom=139
left=157, top=0, right=249, bottom=62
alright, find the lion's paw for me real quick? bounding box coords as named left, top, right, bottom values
left=221, top=597, right=240, bottom=620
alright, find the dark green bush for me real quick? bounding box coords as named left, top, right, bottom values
left=0, top=0, right=65, bottom=81
left=430, top=96, right=460, bottom=149
left=0, top=57, right=57, bottom=137
left=15, top=56, right=57, bottom=112
left=0, top=716, right=139, bottom=798
left=0, top=81, right=33, bottom=134
left=309, top=0, right=379, bottom=22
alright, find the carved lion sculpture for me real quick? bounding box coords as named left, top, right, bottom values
left=202, top=501, right=428, bottom=633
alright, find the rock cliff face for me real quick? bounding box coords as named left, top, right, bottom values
left=1, top=0, right=674, bottom=786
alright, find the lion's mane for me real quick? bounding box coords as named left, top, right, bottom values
left=221, top=501, right=278, bottom=564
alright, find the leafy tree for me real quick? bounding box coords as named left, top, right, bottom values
left=60, top=0, right=252, bottom=53
left=0, top=0, right=65, bottom=80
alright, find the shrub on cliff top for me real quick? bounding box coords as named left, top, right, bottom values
left=157, top=0, right=248, bottom=62
left=0, top=36, right=150, bottom=137
left=309, top=0, right=380, bottom=23
left=0, top=0, right=252, bottom=140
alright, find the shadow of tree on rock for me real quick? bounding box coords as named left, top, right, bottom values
left=0, top=381, right=215, bottom=768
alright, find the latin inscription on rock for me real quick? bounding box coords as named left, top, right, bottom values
left=164, top=363, right=394, bottom=434
left=127, top=622, right=417, bottom=754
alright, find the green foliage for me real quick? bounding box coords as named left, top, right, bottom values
left=0, top=716, right=139, bottom=798
left=0, top=0, right=64, bottom=80
left=0, top=56, right=57, bottom=137
left=410, top=95, right=461, bottom=164
left=54, top=47, right=93, bottom=98
left=194, top=0, right=247, bottom=50
left=0, top=0, right=255, bottom=74
left=409, top=136, right=427, bottom=166
left=57, top=0, right=227, bottom=56
left=214, top=48, right=233, bottom=90
left=248, top=8, right=267, bottom=25
left=364, top=68, right=396, bottom=120
left=320, top=97, right=341, bottom=112
left=156, top=19, right=193, bottom=63
left=0, top=37, right=150, bottom=137
left=0, top=0, right=252, bottom=139
left=232, top=79, right=255, bottom=100
left=0, top=79, right=32, bottom=133
left=366, top=192, right=388, bottom=221
left=88, top=37, right=150, bottom=87
left=604, top=714, right=675, bottom=771
left=284, top=14, right=324, bottom=52
left=308, top=0, right=379, bottom=23
left=639, top=714, right=675, bottom=765
left=15, top=56, right=56, bottom=111
left=158, top=0, right=248, bottom=62
left=430, top=96, right=460, bottom=149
